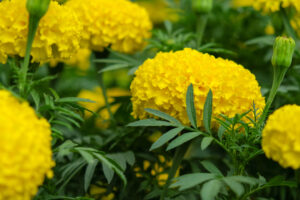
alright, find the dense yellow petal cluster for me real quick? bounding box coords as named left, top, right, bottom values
left=0, top=0, right=82, bottom=64
left=66, top=0, right=152, bottom=53
left=0, top=90, right=54, bottom=200
left=78, top=87, right=130, bottom=128
left=232, top=0, right=300, bottom=12
left=262, top=105, right=300, bottom=169
left=131, top=48, right=265, bottom=128
left=137, top=0, right=179, bottom=24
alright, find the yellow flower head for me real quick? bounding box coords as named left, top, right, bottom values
left=130, top=48, right=265, bottom=128
left=262, top=105, right=300, bottom=169
left=78, top=87, right=130, bottom=128
left=66, top=0, right=152, bottom=53
left=232, top=0, right=254, bottom=8
left=291, top=14, right=300, bottom=38
left=0, top=0, right=82, bottom=64
left=0, top=90, right=54, bottom=200
left=137, top=0, right=180, bottom=24
left=232, top=0, right=300, bottom=12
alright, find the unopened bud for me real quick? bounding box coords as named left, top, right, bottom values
left=272, top=36, right=295, bottom=68
left=192, top=0, right=213, bottom=14
left=26, top=0, right=50, bottom=19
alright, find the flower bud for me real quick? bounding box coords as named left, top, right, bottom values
left=192, top=0, right=213, bottom=14
left=26, top=0, right=50, bottom=19
left=271, top=36, right=295, bottom=68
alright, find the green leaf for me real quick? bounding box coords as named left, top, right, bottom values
left=203, top=90, right=213, bottom=133
left=98, top=63, right=130, bottom=73
left=76, top=149, right=94, bottom=164
left=223, top=177, right=245, bottom=197
left=230, top=176, right=259, bottom=185
left=102, top=162, right=114, bottom=183
left=150, top=127, right=184, bottom=151
left=56, top=97, right=95, bottom=103
left=170, top=173, right=216, bottom=191
left=123, top=151, right=135, bottom=166
left=201, top=161, right=223, bottom=176
left=84, top=160, right=98, bottom=192
left=217, top=124, right=226, bottom=141
left=200, top=180, right=222, bottom=200
left=127, top=119, right=173, bottom=127
left=186, top=84, right=197, bottom=128
left=145, top=108, right=181, bottom=125
left=167, top=132, right=202, bottom=151
left=201, top=137, right=213, bottom=150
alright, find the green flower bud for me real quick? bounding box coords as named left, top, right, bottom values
left=26, top=0, right=50, bottom=19
left=192, top=0, right=213, bottom=14
left=271, top=36, right=295, bottom=68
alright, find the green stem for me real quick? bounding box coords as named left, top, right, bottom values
left=98, top=73, right=116, bottom=125
left=196, top=14, right=208, bottom=48
left=160, top=144, right=189, bottom=200
left=258, top=66, right=287, bottom=127
left=19, top=15, right=40, bottom=97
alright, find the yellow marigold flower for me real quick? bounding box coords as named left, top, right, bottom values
left=262, top=105, right=300, bottom=169
left=0, top=0, right=82, bottom=64
left=265, top=24, right=275, bottom=35
left=137, top=0, right=179, bottom=24
left=78, top=87, right=130, bottom=128
left=253, top=0, right=299, bottom=12
left=232, top=0, right=254, bottom=7
left=90, top=182, right=116, bottom=200
left=291, top=14, right=300, bottom=38
left=0, top=90, right=54, bottom=200
left=131, top=48, right=265, bottom=128
left=66, top=0, right=152, bottom=53
left=50, top=48, right=91, bottom=71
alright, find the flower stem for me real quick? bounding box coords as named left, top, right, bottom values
left=160, top=143, right=189, bottom=200
left=196, top=14, right=208, bottom=48
left=19, top=15, right=39, bottom=97
left=258, top=66, right=287, bottom=126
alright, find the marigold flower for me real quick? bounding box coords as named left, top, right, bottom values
left=262, top=105, right=300, bottom=169
left=130, top=48, right=265, bottom=128
left=78, top=87, right=130, bottom=128
left=137, top=0, right=179, bottom=24
left=0, top=0, right=82, bottom=64
left=0, top=90, right=54, bottom=200
left=66, top=0, right=152, bottom=53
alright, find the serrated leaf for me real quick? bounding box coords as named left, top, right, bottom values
left=123, top=151, right=135, bottom=166
left=145, top=108, right=181, bottom=125
left=186, top=84, right=197, bottom=128
left=150, top=127, right=184, bottom=151
left=127, top=119, right=173, bottom=127
left=171, top=173, right=216, bottom=191
left=223, top=177, right=245, bottom=197
left=200, top=180, right=222, bottom=200
left=201, top=137, right=213, bottom=150
left=203, top=90, right=213, bottom=133
left=166, top=132, right=202, bottom=151
left=84, top=160, right=98, bottom=192
left=77, top=149, right=94, bottom=164
left=201, top=161, right=223, bottom=176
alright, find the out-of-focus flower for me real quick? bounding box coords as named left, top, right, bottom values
left=78, top=87, right=130, bottom=128
left=0, top=0, right=82, bottom=64
left=262, top=105, right=300, bottom=169
left=90, top=182, right=116, bottom=200
left=232, top=0, right=300, bottom=12
left=0, top=89, right=54, bottom=200
left=50, top=48, right=91, bottom=71
left=131, top=48, right=265, bottom=128
left=134, top=155, right=179, bottom=186
left=292, top=14, right=300, bottom=37
left=66, top=0, right=152, bottom=53
left=265, top=24, right=275, bottom=35
left=137, top=0, right=180, bottom=24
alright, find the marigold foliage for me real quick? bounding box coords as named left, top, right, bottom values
left=262, top=105, right=300, bottom=169
left=233, top=0, right=300, bottom=12
left=0, top=0, right=82, bottom=64
left=130, top=48, right=265, bottom=128
left=78, top=87, right=130, bottom=128
left=0, top=90, right=54, bottom=200
left=66, top=0, right=152, bottom=53
left=292, top=14, right=300, bottom=37
left=137, top=0, right=179, bottom=24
